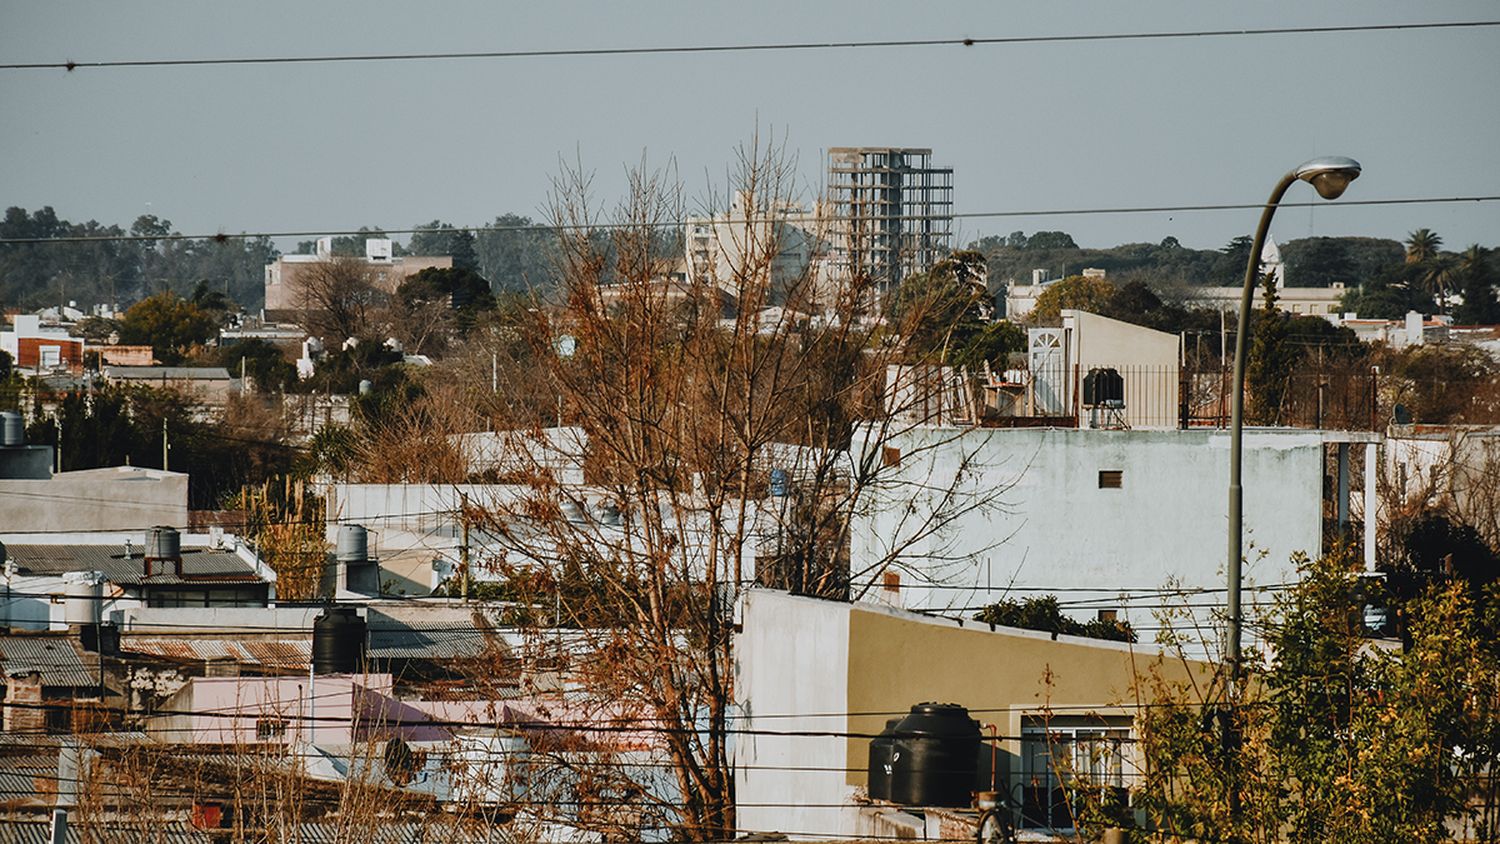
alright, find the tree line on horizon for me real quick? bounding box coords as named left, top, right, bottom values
left=5, top=203, right=1498, bottom=325
left=0, top=207, right=559, bottom=313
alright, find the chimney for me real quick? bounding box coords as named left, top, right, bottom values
left=4, top=671, right=45, bottom=734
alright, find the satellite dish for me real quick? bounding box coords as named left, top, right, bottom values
left=1393, top=404, right=1412, bottom=426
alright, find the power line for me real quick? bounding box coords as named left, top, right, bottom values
left=1, top=194, right=1496, bottom=245
left=4, top=20, right=1497, bottom=72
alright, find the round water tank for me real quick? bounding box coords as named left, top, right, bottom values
left=62, top=571, right=103, bottom=628
left=889, top=703, right=981, bottom=808
left=0, top=411, right=22, bottom=447
left=336, top=525, right=369, bottom=563
left=358, top=379, right=373, bottom=396
left=312, top=606, right=366, bottom=674
left=146, top=526, right=181, bottom=561
left=866, top=717, right=903, bottom=801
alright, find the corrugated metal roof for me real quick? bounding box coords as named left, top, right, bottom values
left=4, top=544, right=267, bottom=586
left=125, top=637, right=309, bottom=669
left=367, top=623, right=497, bottom=660
left=0, top=635, right=100, bottom=688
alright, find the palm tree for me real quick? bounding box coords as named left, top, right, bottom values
left=1422, top=253, right=1460, bottom=313
left=1460, top=244, right=1488, bottom=275
left=1405, top=228, right=1442, bottom=265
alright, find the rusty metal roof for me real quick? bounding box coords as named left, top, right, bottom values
left=123, top=637, right=309, bottom=669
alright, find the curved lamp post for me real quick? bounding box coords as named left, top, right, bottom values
left=1227, top=156, right=1361, bottom=683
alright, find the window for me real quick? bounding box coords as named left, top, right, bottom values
left=882, top=446, right=902, bottom=468
left=1020, top=716, right=1132, bottom=830
left=1097, top=470, right=1123, bottom=489
left=1096, top=609, right=1118, bottom=623
left=255, top=717, right=289, bottom=740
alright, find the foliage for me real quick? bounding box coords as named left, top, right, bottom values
left=972, top=595, right=1136, bottom=642
left=1454, top=245, right=1500, bottom=325
left=886, top=250, right=1020, bottom=366
left=1384, top=343, right=1500, bottom=424
left=406, top=220, right=479, bottom=272
left=23, top=385, right=297, bottom=508
left=1128, top=551, right=1500, bottom=843
left=218, top=338, right=297, bottom=393
left=1027, top=274, right=1116, bottom=324
left=476, top=213, right=558, bottom=293
left=444, top=140, right=1003, bottom=840
left=118, top=291, right=218, bottom=364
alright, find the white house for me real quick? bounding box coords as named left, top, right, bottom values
left=847, top=424, right=1379, bottom=650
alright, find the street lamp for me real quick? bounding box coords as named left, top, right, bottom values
left=1226, top=156, right=1361, bottom=683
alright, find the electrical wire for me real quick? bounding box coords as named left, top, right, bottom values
left=4, top=19, right=1496, bottom=71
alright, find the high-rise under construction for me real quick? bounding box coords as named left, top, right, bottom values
left=826, top=147, right=954, bottom=294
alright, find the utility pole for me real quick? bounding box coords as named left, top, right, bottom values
left=55, top=415, right=62, bottom=474
left=459, top=492, right=471, bottom=600
left=161, top=417, right=169, bottom=471
left=491, top=351, right=498, bottom=394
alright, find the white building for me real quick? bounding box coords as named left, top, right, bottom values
left=847, top=424, right=1379, bottom=648
left=684, top=191, right=829, bottom=307
left=264, top=237, right=453, bottom=313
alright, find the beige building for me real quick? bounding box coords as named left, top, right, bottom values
left=263, top=237, right=453, bottom=312
left=103, top=366, right=241, bottom=405
left=734, top=589, right=1211, bottom=839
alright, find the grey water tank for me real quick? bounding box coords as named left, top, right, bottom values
left=144, top=526, right=182, bottom=576
left=358, top=379, right=373, bottom=396
left=146, top=526, right=181, bottom=561
left=0, top=412, right=22, bottom=447
left=312, top=606, right=366, bottom=674
left=889, top=703, right=982, bottom=808
left=336, top=525, right=369, bottom=563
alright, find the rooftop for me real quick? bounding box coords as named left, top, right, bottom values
left=1, top=539, right=268, bottom=587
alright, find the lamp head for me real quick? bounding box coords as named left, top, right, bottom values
left=1294, top=156, right=1362, bottom=200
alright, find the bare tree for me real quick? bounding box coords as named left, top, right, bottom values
left=453, top=138, right=1009, bottom=839
left=295, top=257, right=384, bottom=344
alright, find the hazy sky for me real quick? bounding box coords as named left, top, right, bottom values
left=3, top=2, right=1497, bottom=252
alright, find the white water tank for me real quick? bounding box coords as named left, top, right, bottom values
left=62, top=571, right=103, bottom=628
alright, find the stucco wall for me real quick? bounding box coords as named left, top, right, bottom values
left=0, top=466, right=187, bottom=530
left=734, top=590, right=852, bottom=838
left=850, top=426, right=1328, bottom=637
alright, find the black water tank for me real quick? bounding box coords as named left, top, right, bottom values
left=1083, top=367, right=1124, bottom=406
left=866, top=717, right=903, bottom=801
left=889, top=703, right=981, bottom=808
left=312, top=606, right=366, bottom=674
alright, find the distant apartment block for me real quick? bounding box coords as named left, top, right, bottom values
left=263, top=236, right=452, bottom=313
left=684, top=190, right=828, bottom=306
left=826, top=147, right=953, bottom=294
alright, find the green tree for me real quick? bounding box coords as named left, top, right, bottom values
left=1026, top=230, right=1079, bottom=250
left=1027, top=274, right=1115, bottom=324
left=118, top=291, right=218, bottom=364
left=1454, top=245, right=1500, bottom=324
left=476, top=213, right=557, bottom=293
left=1406, top=228, right=1443, bottom=265
left=218, top=339, right=297, bottom=393
left=1246, top=272, right=1298, bottom=423
left=407, top=220, right=479, bottom=272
